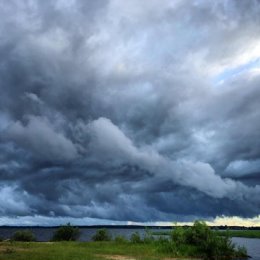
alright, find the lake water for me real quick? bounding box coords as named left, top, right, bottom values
left=232, top=237, right=260, bottom=260
left=0, top=227, right=259, bottom=259
left=0, top=227, right=150, bottom=242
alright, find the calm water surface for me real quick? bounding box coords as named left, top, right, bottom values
left=0, top=227, right=151, bottom=241
left=232, top=237, right=260, bottom=260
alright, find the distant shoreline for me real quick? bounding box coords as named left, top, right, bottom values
left=0, top=225, right=260, bottom=230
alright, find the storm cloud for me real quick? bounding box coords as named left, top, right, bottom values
left=0, top=0, right=260, bottom=224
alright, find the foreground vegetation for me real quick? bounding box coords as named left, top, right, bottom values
left=0, top=221, right=249, bottom=260
left=0, top=241, right=184, bottom=260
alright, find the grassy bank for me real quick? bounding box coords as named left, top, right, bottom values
left=0, top=241, right=199, bottom=260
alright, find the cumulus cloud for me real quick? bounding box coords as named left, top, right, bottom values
left=0, top=0, right=260, bottom=224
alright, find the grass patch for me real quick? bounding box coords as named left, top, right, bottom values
left=0, top=241, right=200, bottom=260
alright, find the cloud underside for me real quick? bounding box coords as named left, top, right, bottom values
left=0, top=0, right=260, bottom=224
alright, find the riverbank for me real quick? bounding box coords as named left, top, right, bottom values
left=0, top=241, right=202, bottom=260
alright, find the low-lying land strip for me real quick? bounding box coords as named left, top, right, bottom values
left=0, top=241, right=201, bottom=260
left=152, top=229, right=260, bottom=239
left=217, top=230, right=260, bottom=238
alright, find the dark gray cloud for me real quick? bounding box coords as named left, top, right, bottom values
left=0, top=0, right=260, bottom=225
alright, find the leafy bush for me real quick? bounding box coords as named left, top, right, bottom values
left=170, top=226, right=187, bottom=245
left=195, top=223, right=237, bottom=259
left=156, top=221, right=247, bottom=259
left=172, top=221, right=239, bottom=259
left=185, top=221, right=212, bottom=246
left=92, top=229, right=111, bottom=241
left=130, top=232, right=142, bottom=243
left=12, top=230, right=36, bottom=242
left=114, top=235, right=128, bottom=243
left=52, top=223, right=80, bottom=241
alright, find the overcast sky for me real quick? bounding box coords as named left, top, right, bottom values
left=0, top=0, right=260, bottom=226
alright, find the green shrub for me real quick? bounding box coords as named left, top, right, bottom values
left=92, top=229, right=111, bottom=241
left=156, top=221, right=246, bottom=260
left=130, top=232, right=142, bottom=243
left=12, top=230, right=36, bottom=242
left=114, top=235, right=128, bottom=243
left=52, top=223, right=80, bottom=241
left=185, top=221, right=212, bottom=246
left=185, top=221, right=237, bottom=259
left=170, top=226, right=186, bottom=245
